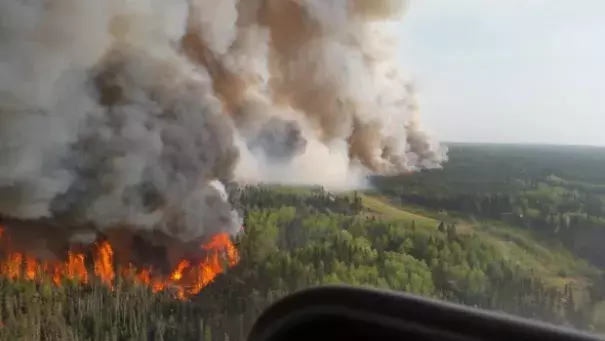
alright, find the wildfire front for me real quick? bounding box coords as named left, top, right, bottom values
left=0, top=223, right=239, bottom=300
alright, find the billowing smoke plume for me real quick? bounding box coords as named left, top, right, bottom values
left=0, top=0, right=446, bottom=257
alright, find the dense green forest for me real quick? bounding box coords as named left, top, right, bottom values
left=372, top=143, right=605, bottom=270
left=2, top=143, right=605, bottom=341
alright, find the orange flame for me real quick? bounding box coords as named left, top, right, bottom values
left=67, top=252, right=88, bottom=283
left=0, top=226, right=239, bottom=300
left=94, top=241, right=115, bottom=287
left=25, top=257, right=38, bottom=281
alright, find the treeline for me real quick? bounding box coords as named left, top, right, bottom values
left=239, top=186, right=363, bottom=215
left=0, top=186, right=598, bottom=340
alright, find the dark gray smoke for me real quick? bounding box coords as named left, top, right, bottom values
left=248, top=117, right=307, bottom=163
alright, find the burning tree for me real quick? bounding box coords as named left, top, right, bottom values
left=0, top=223, right=239, bottom=300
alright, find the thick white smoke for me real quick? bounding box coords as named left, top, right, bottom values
left=0, top=0, right=447, bottom=243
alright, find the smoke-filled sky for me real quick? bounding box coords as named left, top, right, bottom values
left=0, top=0, right=449, bottom=254
left=399, top=0, right=605, bottom=147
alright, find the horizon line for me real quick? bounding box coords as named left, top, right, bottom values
left=441, top=141, right=605, bottom=149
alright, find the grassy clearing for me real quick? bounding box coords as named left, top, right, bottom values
left=357, top=194, right=438, bottom=229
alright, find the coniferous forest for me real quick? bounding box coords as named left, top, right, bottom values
left=2, top=143, right=605, bottom=341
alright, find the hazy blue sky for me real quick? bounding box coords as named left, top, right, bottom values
left=398, top=1, right=605, bottom=146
